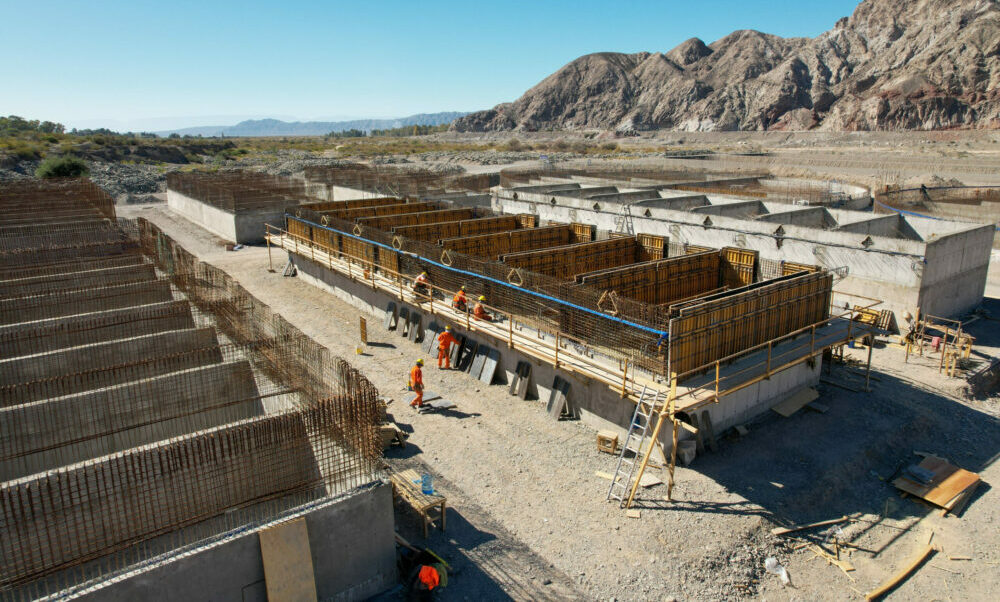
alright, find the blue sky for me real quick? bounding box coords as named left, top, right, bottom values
left=0, top=0, right=861, bottom=131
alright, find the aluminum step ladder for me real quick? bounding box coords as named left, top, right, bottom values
left=614, top=202, right=635, bottom=235
left=607, top=385, right=664, bottom=507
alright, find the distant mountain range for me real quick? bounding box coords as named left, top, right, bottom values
left=454, top=0, right=1000, bottom=132
left=157, top=112, right=468, bottom=137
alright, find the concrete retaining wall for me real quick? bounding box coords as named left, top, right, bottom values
left=167, top=190, right=287, bottom=244
left=0, top=360, right=264, bottom=480
left=73, top=483, right=397, bottom=602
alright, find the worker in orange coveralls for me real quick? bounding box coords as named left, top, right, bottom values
left=409, top=359, right=425, bottom=408
left=436, top=325, right=458, bottom=369
left=472, top=295, right=493, bottom=322
left=452, top=286, right=468, bottom=312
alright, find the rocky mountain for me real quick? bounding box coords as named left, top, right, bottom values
left=159, top=112, right=468, bottom=137
left=453, top=0, right=1000, bottom=132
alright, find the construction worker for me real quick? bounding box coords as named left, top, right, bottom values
left=409, top=359, right=425, bottom=408
left=473, top=295, right=493, bottom=322
left=436, top=325, right=458, bottom=369
left=452, top=286, right=468, bottom=312
left=412, top=271, right=430, bottom=297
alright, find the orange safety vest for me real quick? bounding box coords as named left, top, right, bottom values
left=452, top=290, right=466, bottom=305
left=409, top=365, right=423, bottom=388
left=437, top=331, right=458, bottom=351
left=473, top=303, right=488, bottom=319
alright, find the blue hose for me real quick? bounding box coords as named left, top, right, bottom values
left=285, top=214, right=669, bottom=338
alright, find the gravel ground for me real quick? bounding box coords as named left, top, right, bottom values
left=121, top=202, right=1000, bottom=601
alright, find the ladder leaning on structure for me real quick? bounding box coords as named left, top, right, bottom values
left=614, top=202, right=635, bottom=235
left=607, top=384, right=665, bottom=507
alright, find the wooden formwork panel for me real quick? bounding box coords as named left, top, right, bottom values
left=341, top=235, right=375, bottom=266
left=578, top=251, right=719, bottom=305
left=358, top=208, right=476, bottom=231
left=391, top=215, right=519, bottom=242
left=441, top=225, right=572, bottom=260
left=637, top=233, right=668, bottom=261
left=319, top=201, right=438, bottom=221
left=301, top=197, right=400, bottom=212
left=287, top=218, right=314, bottom=242
left=377, top=247, right=400, bottom=274
left=668, top=271, right=832, bottom=375
left=685, top=244, right=715, bottom=255
left=516, top=214, right=537, bottom=229
left=570, top=222, right=596, bottom=242
left=782, top=261, right=820, bottom=276
left=720, top=247, right=758, bottom=288
left=503, top=236, right=640, bottom=279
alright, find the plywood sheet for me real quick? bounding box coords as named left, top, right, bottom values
left=384, top=301, right=397, bottom=330
left=407, top=312, right=422, bottom=343
left=892, top=456, right=981, bottom=509
left=469, top=345, right=489, bottom=379
left=480, top=347, right=501, bottom=384
left=259, top=518, right=318, bottom=602
left=423, top=322, right=441, bottom=354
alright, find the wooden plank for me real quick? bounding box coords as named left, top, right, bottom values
left=423, top=322, right=441, bottom=354
left=259, top=518, right=318, bottom=602
left=457, top=339, right=478, bottom=372
left=469, top=344, right=489, bottom=379
left=771, top=515, right=849, bottom=536
left=771, top=387, right=819, bottom=417
left=509, top=360, right=529, bottom=395
left=450, top=334, right=466, bottom=367
left=892, top=457, right=980, bottom=509
left=408, top=312, right=423, bottom=343
left=516, top=362, right=532, bottom=399
left=397, top=306, right=409, bottom=337
left=384, top=301, right=398, bottom=330
left=480, top=347, right=501, bottom=384
left=546, top=376, right=571, bottom=418
left=865, top=545, right=934, bottom=601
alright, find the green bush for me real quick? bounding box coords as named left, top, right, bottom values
left=36, top=156, right=89, bottom=178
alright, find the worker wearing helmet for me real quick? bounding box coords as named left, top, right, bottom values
left=436, top=325, right=458, bottom=369
left=409, top=359, right=425, bottom=408
left=473, top=295, right=493, bottom=322
left=412, top=271, right=430, bottom=297
left=452, top=286, right=468, bottom=312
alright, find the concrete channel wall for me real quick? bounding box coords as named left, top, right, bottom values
left=167, top=190, right=288, bottom=244
left=495, top=188, right=995, bottom=319
left=73, top=483, right=397, bottom=602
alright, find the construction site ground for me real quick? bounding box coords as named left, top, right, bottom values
left=122, top=202, right=1000, bottom=601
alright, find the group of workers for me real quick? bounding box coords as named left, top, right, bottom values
left=407, top=272, right=495, bottom=409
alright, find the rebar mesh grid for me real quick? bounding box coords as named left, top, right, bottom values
left=0, top=215, right=383, bottom=597
left=303, top=163, right=496, bottom=197
left=166, top=171, right=316, bottom=213
left=0, top=179, right=115, bottom=222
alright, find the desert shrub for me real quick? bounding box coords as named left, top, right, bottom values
left=36, top=155, right=88, bottom=178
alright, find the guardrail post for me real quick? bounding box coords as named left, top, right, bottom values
left=810, top=324, right=815, bottom=355
left=715, top=361, right=720, bottom=401
left=766, top=341, right=772, bottom=377
left=266, top=227, right=273, bottom=272
left=508, top=315, right=514, bottom=348
left=621, top=360, right=629, bottom=398
left=555, top=332, right=561, bottom=369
